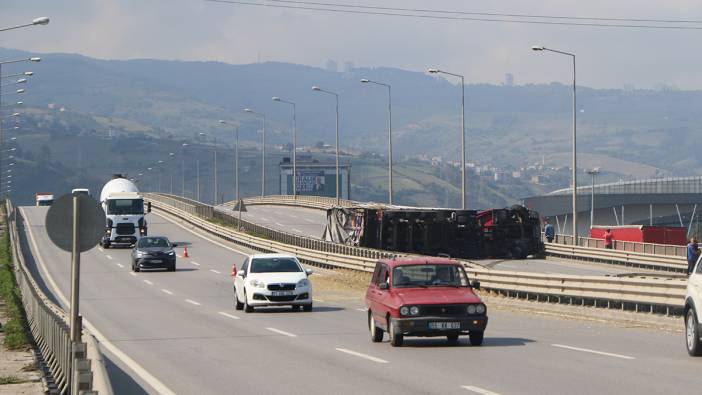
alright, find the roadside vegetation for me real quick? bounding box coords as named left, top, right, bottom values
left=0, top=205, right=31, bottom=349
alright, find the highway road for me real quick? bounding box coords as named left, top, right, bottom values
left=217, top=204, right=327, bottom=237
left=18, top=206, right=702, bottom=394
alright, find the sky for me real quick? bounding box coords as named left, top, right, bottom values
left=3, top=0, right=702, bottom=89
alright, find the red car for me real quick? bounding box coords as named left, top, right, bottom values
left=365, top=257, right=488, bottom=347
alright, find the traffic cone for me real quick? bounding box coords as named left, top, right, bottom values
left=183, top=247, right=189, bottom=258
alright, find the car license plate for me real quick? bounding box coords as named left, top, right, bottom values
left=428, top=322, right=460, bottom=330
left=151, top=260, right=162, bottom=263
left=271, top=291, right=293, bottom=296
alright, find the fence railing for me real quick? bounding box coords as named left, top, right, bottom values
left=6, top=200, right=112, bottom=394
left=220, top=194, right=356, bottom=210
left=146, top=193, right=688, bottom=315
left=547, top=233, right=687, bottom=257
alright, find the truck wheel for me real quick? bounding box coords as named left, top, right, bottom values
left=369, top=313, right=384, bottom=343
left=686, top=309, right=702, bottom=356
left=469, top=331, right=484, bottom=346
left=388, top=317, right=403, bottom=347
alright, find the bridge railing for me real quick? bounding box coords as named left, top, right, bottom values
left=6, top=200, right=112, bottom=394
left=146, top=193, right=687, bottom=315
left=546, top=233, right=687, bottom=257
left=220, top=194, right=356, bottom=209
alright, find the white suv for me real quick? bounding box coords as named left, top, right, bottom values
left=231, top=254, right=313, bottom=313
left=685, top=255, right=702, bottom=356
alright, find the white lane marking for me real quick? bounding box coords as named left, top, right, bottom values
left=185, top=299, right=201, bottom=306
left=292, top=228, right=303, bottom=233
left=335, top=348, right=388, bottom=364
left=551, top=344, right=635, bottom=360
left=176, top=255, right=183, bottom=258
left=161, top=289, right=173, bottom=295
left=98, top=247, right=104, bottom=252
left=191, top=261, right=201, bottom=266
left=260, top=217, right=270, bottom=221
left=313, top=298, right=325, bottom=303
left=218, top=311, right=240, bottom=320
left=461, top=385, right=502, bottom=395
left=275, top=222, right=285, bottom=227
left=304, top=218, right=315, bottom=223
left=129, top=272, right=137, bottom=277
left=144, top=280, right=154, bottom=286
left=356, top=308, right=367, bottom=312
left=117, top=263, right=124, bottom=268
left=209, top=269, right=221, bottom=274
left=289, top=214, right=298, bottom=218
left=20, top=208, right=176, bottom=395
left=266, top=327, right=298, bottom=337
left=105, top=255, right=113, bottom=260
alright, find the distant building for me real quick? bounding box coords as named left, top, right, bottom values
left=494, top=172, right=505, bottom=182
left=512, top=171, right=522, bottom=179
left=326, top=60, right=338, bottom=72
left=344, top=60, right=355, bottom=72
left=504, top=73, right=514, bottom=87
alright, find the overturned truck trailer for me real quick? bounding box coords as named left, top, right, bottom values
left=322, top=204, right=543, bottom=259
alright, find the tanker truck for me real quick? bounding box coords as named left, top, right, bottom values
left=99, top=174, right=151, bottom=248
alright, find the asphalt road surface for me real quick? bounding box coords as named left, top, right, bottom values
left=217, top=204, right=327, bottom=238
left=18, top=206, right=701, bottom=395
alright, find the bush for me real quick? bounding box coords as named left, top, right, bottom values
left=0, top=208, right=30, bottom=350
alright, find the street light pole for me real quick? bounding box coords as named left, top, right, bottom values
left=428, top=69, right=466, bottom=209
left=218, top=120, right=240, bottom=202
left=273, top=97, right=297, bottom=199
left=181, top=143, right=188, bottom=197
left=244, top=109, right=266, bottom=197
left=532, top=45, right=578, bottom=239
left=312, top=86, right=341, bottom=205
left=0, top=17, right=50, bottom=32
left=361, top=79, right=393, bottom=205
left=587, top=168, right=600, bottom=228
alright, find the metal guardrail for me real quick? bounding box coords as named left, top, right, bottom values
left=6, top=200, right=112, bottom=394
left=545, top=243, right=687, bottom=273
left=147, top=193, right=687, bottom=315
left=548, top=233, right=687, bottom=257
left=221, top=194, right=356, bottom=209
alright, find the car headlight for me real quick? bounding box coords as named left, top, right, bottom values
left=476, top=304, right=486, bottom=314
left=136, top=251, right=144, bottom=257
left=168, top=251, right=175, bottom=256
left=409, top=306, right=420, bottom=315
left=400, top=306, right=409, bottom=316
left=297, top=278, right=309, bottom=288
left=467, top=305, right=477, bottom=314
left=249, top=279, right=266, bottom=288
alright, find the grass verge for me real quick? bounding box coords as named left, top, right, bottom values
left=0, top=375, right=23, bottom=385
left=0, top=206, right=31, bottom=350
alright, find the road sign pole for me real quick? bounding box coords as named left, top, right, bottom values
left=238, top=199, right=242, bottom=231
left=69, top=193, right=81, bottom=394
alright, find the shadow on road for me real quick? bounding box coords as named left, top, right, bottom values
left=401, top=336, right=535, bottom=348
left=249, top=305, right=345, bottom=313
left=102, top=351, right=150, bottom=395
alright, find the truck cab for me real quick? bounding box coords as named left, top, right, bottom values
left=35, top=193, right=54, bottom=206
left=100, top=175, right=150, bottom=248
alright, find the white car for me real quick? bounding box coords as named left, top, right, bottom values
left=231, top=254, right=313, bottom=313
left=685, top=254, right=702, bottom=356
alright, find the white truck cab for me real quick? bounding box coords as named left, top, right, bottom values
left=99, top=175, right=150, bottom=248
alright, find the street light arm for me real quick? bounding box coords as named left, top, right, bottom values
left=538, top=47, right=576, bottom=57
left=0, top=57, right=41, bottom=66
left=361, top=79, right=390, bottom=88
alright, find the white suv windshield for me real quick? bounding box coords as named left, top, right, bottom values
left=250, top=258, right=302, bottom=273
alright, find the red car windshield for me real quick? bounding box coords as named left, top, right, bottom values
left=392, top=264, right=469, bottom=288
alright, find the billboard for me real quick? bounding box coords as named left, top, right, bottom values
left=296, top=170, right=326, bottom=193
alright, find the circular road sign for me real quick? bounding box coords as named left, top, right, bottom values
left=46, top=193, right=106, bottom=253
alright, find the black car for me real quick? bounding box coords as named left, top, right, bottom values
left=131, top=236, right=177, bottom=272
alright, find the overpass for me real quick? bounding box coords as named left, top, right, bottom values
left=523, top=176, right=702, bottom=236
left=5, top=196, right=699, bottom=394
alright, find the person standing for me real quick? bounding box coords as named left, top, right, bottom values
left=687, top=237, right=700, bottom=275
left=604, top=229, right=614, bottom=249
left=544, top=219, right=555, bottom=243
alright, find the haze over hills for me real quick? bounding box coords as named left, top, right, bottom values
left=2, top=47, right=701, bottom=180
